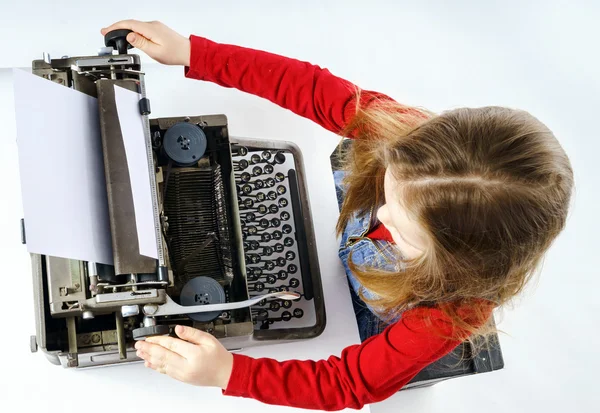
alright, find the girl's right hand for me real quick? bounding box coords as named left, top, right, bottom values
left=100, top=20, right=191, bottom=67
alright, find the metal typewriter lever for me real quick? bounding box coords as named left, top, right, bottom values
left=143, top=291, right=301, bottom=317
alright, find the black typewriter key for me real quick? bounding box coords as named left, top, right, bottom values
left=270, top=301, right=281, bottom=310
left=243, top=212, right=256, bottom=221
left=238, top=172, right=251, bottom=182
left=250, top=254, right=261, bottom=264
left=265, top=261, right=275, bottom=271
left=249, top=241, right=260, bottom=250
left=266, top=274, right=277, bottom=284
left=247, top=226, right=258, bottom=235
left=281, top=311, right=292, bottom=322
left=269, top=204, right=279, bottom=214
left=274, top=243, right=284, bottom=253
left=293, top=308, right=304, bottom=318
left=270, top=218, right=281, bottom=227
left=254, top=180, right=265, bottom=189
left=262, top=246, right=274, bottom=256
left=264, top=178, right=276, bottom=188
left=254, top=282, right=265, bottom=292
left=242, top=184, right=253, bottom=194
left=278, top=270, right=288, bottom=280
left=258, top=298, right=267, bottom=306
left=288, top=264, right=298, bottom=274
left=278, top=198, right=289, bottom=208
left=234, top=159, right=249, bottom=170
left=280, top=211, right=291, bottom=221
left=252, top=268, right=263, bottom=276
left=289, top=278, right=300, bottom=288
left=252, top=166, right=263, bottom=176
left=285, top=251, right=296, bottom=261
left=284, top=237, right=294, bottom=248
left=276, top=185, right=287, bottom=195
left=244, top=198, right=254, bottom=208
left=267, top=191, right=277, bottom=200
left=275, top=172, right=286, bottom=182
left=251, top=154, right=262, bottom=164
left=274, top=151, right=286, bottom=164
left=257, top=205, right=268, bottom=214
left=256, top=192, right=266, bottom=202
left=282, top=300, right=293, bottom=309
left=276, top=257, right=286, bottom=267
left=272, top=230, right=283, bottom=240
left=279, top=286, right=290, bottom=292
left=259, top=218, right=270, bottom=228
left=264, top=164, right=274, bottom=174
left=262, top=150, right=272, bottom=160
left=261, top=233, right=272, bottom=242
left=282, top=224, right=293, bottom=234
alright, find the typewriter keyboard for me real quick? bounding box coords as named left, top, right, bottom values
left=232, top=146, right=317, bottom=331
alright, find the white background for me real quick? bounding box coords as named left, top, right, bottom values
left=0, top=1, right=598, bottom=412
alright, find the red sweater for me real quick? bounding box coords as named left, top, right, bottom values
left=184, top=35, right=489, bottom=411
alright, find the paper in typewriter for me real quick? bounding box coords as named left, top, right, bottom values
left=12, top=68, right=114, bottom=265
left=13, top=70, right=158, bottom=264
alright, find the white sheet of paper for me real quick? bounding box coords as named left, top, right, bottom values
left=12, top=68, right=114, bottom=265
left=113, top=85, right=158, bottom=259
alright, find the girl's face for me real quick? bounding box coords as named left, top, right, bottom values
left=376, top=168, right=428, bottom=260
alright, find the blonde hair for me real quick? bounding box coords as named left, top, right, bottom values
left=337, top=94, right=574, bottom=343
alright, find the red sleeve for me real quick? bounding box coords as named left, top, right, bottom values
left=184, top=35, right=393, bottom=135
left=222, top=307, right=473, bottom=411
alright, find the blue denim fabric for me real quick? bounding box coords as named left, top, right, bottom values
left=333, top=171, right=403, bottom=342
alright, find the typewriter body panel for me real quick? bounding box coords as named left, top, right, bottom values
left=28, top=42, right=325, bottom=368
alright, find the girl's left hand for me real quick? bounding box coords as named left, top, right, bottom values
left=135, top=325, right=234, bottom=389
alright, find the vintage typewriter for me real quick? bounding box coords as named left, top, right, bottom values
left=26, top=30, right=326, bottom=368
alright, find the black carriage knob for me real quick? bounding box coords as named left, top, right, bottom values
left=104, top=29, right=134, bottom=54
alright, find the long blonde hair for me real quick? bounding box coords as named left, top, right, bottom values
left=337, top=94, right=574, bottom=341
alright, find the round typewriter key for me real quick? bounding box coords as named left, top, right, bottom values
left=251, top=154, right=261, bottom=164
left=237, top=146, right=248, bottom=156
left=254, top=282, right=265, bottom=292
left=250, top=254, right=261, bottom=264
left=276, top=185, right=287, bottom=195
left=274, top=243, right=284, bottom=253
left=282, top=300, right=293, bottom=309
left=265, top=261, right=275, bottom=271
left=242, top=184, right=253, bottom=194
left=254, top=180, right=265, bottom=189
left=272, top=230, right=283, bottom=240
left=278, top=198, right=289, bottom=208
left=275, top=172, right=286, bottom=182
left=267, top=191, right=277, bottom=200
left=280, top=211, right=290, bottom=221
left=284, top=237, right=294, bottom=247
left=259, top=299, right=267, bottom=306
left=293, top=308, right=304, bottom=318
left=244, top=212, right=256, bottom=221
left=256, top=192, right=267, bottom=202
left=259, top=218, right=270, bottom=228
left=262, top=150, right=272, bottom=160
left=285, top=251, right=296, bottom=261
left=266, top=274, right=277, bottom=284
left=289, top=278, right=300, bottom=288
left=269, top=204, right=279, bottom=214
left=249, top=241, right=260, bottom=250
left=253, top=268, right=263, bottom=276
left=282, top=224, right=293, bottom=234
left=244, top=198, right=254, bottom=208
left=276, top=257, right=286, bottom=267
left=278, top=270, right=288, bottom=280
left=257, top=205, right=268, bottom=214
left=279, top=286, right=289, bottom=292
left=252, top=166, right=263, bottom=176
left=247, top=225, right=258, bottom=235
left=282, top=311, right=292, bottom=321
left=237, top=159, right=249, bottom=170
left=270, top=301, right=281, bottom=310
left=270, top=218, right=281, bottom=227
left=262, top=246, right=274, bottom=256
left=264, top=164, right=274, bottom=174
left=288, top=264, right=298, bottom=274
left=261, top=233, right=272, bottom=242
left=240, top=172, right=251, bottom=182
left=265, top=178, right=276, bottom=188
left=274, top=152, right=286, bottom=164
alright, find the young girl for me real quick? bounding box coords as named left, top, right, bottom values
left=101, top=20, right=574, bottom=411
